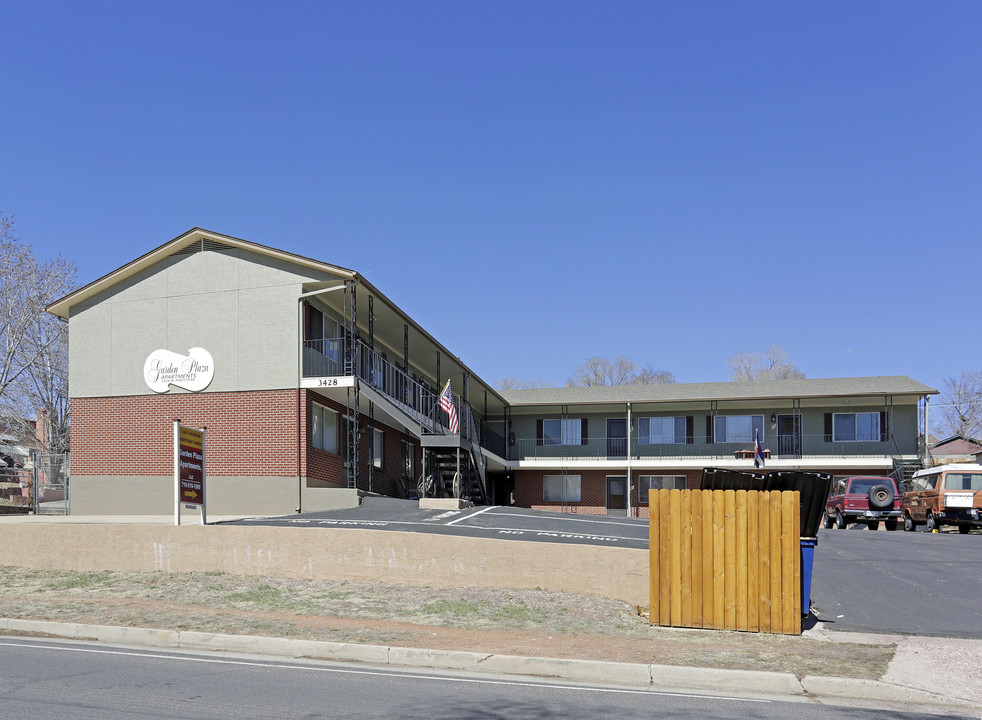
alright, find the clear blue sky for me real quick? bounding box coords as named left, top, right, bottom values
left=2, top=0, right=980, bottom=393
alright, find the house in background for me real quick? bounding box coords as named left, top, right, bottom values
left=48, top=228, right=939, bottom=517
left=928, top=434, right=982, bottom=466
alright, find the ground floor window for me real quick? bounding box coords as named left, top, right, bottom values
left=372, top=428, right=384, bottom=469
left=638, top=475, right=686, bottom=503
left=312, top=402, right=338, bottom=453
left=543, top=474, right=581, bottom=502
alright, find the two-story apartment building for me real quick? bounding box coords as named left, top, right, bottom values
left=48, top=229, right=937, bottom=517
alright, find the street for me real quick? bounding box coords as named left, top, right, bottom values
left=0, top=638, right=966, bottom=720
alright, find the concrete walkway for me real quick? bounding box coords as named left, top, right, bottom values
left=1, top=617, right=978, bottom=714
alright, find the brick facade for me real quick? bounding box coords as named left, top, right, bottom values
left=72, top=389, right=420, bottom=497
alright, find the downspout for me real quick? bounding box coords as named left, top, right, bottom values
left=923, top=395, right=931, bottom=467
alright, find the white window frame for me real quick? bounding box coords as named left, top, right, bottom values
left=543, top=474, right=581, bottom=502
left=372, top=427, right=384, bottom=469
left=714, top=415, right=764, bottom=443
left=832, top=412, right=880, bottom=442
left=542, top=418, right=582, bottom=446
left=312, top=402, right=338, bottom=454
left=638, top=475, right=686, bottom=504
left=638, top=417, right=686, bottom=444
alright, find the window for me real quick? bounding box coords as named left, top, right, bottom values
left=311, top=403, right=337, bottom=453
left=401, top=440, right=415, bottom=479
left=944, top=473, right=982, bottom=491
left=372, top=428, right=384, bottom=469
left=305, top=305, right=340, bottom=360
left=832, top=412, right=880, bottom=442
left=543, top=474, right=581, bottom=502
left=714, top=415, right=764, bottom=443
left=638, top=417, right=687, bottom=444
left=638, top=475, right=686, bottom=504
left=538, top=418, right=586, bottom=446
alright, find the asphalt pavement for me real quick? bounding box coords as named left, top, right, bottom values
left=221, top=497, right=652, bottom=550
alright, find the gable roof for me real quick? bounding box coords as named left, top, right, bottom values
left=499, top=376, right=937, bottom=406
left=46, top=227, right=358, bottom=320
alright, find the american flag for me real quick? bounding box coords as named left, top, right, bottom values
left=438, top=380, right=459, bottom=434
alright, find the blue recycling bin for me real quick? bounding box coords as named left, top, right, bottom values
left=800, top=537, right=817, bottom=616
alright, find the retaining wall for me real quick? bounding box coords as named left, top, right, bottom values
left=0, top=524, right=649, bottom=606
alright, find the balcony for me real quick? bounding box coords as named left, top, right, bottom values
left=511, top=434, right=903, bottom=463
left=302, top=337, right=506, bottom=458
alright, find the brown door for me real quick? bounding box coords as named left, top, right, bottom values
left=606, top=476, right=627, bottom=516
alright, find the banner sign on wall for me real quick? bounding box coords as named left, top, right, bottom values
left=174, top=421, right=207, bottom=525
left=145, top=348, right=215, bottom=393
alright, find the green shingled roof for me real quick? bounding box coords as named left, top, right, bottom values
left=498, top=376, right=937, bottom=407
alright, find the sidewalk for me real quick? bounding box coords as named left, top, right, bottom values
left=2, top=616, right=979, bottom=715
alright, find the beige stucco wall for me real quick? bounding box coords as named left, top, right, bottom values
left=0, top=524, right=648, bottom=606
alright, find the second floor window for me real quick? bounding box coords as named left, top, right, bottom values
left=832, top=412, right=880, bottom=442
left=714, top=415, right=764, bottom=443
left=638, top=417, right=688, bottom=444
left=537, top=418, right=587, bottom=446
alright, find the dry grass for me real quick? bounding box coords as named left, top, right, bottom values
left=0, top=565, right=893, bottom=680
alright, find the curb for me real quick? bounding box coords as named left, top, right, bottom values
left=1, top=618, right=977, bottom=711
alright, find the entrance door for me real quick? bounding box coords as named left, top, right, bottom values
left=777, top=415, right=801, bottom=458
left=606, top=475, right=627, bottom=516
left=607, top=418, right=627, bottom=458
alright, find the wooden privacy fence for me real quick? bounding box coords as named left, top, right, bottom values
left=649, top=489, right=801, bottom=635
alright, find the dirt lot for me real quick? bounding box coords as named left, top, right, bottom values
left=0, top=565, right=893, bottom=680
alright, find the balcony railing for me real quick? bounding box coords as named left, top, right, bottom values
left=511, top=434, right=904, bottom=462
left=302, top=337, right=505, bottom=456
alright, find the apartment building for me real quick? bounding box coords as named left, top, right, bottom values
left=48, top=229, right=937, bottom=516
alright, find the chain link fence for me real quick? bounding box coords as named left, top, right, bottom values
left=0, top=453, right=70, bottom=515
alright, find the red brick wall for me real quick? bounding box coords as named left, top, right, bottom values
left=71, top=389, right=421, bottom=496
left=71, top=391, right=301, bottom=477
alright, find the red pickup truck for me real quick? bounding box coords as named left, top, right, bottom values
left=823, top=475, right=902, bottom=531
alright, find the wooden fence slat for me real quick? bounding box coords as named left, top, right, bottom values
left=735, top=490, right=749, bottom=632
left=769, top=492, right=783, bottom=633
left=781, top=491, right=798, bottom=634
left=758, top=491, right=771, bottom=633
left=690, top=490, right=704, bottom=628
left=747, top=489, right=759, bottom=632
left=669, top=489, right=682, bottom=627
left=648, top=488, right=660, bottom=624
left=702, top=490, right=714, bottom=627
left=658, top=490, right=672, bottom=626
left=679, top=490, right=692, bottom=628
left=723, top=490, right=737, bottom=630
left=712, top=490, right=725, bottom=629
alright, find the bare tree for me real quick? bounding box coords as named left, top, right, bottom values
left=634, top=363, right=677, bottom=385
left=937, top=370, right=982, bottom=439
left=567, top=357, right=677, bottom=387
left=493, top=377, right=555, bottom=390
left=728, top=344, right=805, bottom=382
left=0, top=213, right=76, bottom=454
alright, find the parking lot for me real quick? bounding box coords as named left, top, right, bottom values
left=223, top=500, right=982, bottom=638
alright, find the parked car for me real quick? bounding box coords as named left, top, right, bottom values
left=823, top=475, right=901, bottom=531
left=901, top=463, right=982, bottom=534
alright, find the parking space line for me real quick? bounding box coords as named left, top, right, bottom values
left=445, top=505, right=495, bottom=526
left=485, top=510, right=648, bottom=529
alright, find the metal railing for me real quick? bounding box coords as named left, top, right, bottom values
left=303, top=337, right=500, bottom=453
left=512, top=433, right=908, bottom=462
